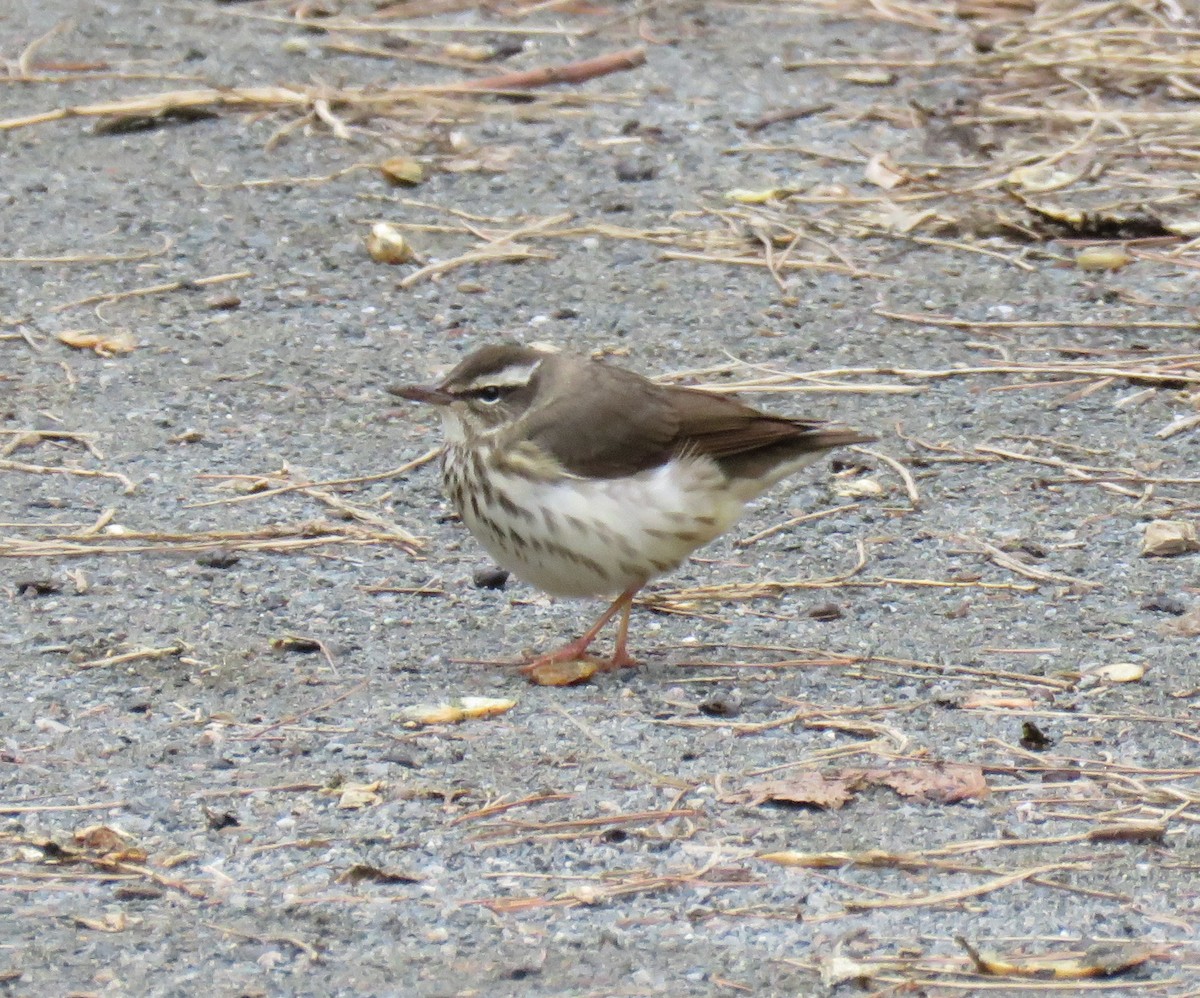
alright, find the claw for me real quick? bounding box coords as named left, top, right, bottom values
left=517, top=584, right=642, bottom=683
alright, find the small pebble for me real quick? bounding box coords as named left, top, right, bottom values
left=614, top=157, right=656, bottom=182
left=472, top=566, right=510, bottom=590
left=196, top=549, right=240, bottom=569
left=1141, top=594, right=1187, bottom=616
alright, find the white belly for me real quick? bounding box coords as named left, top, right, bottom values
left=443, top=450, right=746, bottom=597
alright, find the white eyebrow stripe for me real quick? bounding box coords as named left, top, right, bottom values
left=464, top=359, right=541, bottom=390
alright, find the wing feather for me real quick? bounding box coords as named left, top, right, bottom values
left=515, top=356, right=871, bottom=480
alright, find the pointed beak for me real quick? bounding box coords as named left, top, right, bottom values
left=387, top=383, right=454, bottom=406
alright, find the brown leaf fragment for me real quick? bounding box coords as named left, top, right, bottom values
left=863, top=153, right=906, bottom=190
left=957, top=936, right=1160, bottom=979
left=336, top=863, right=423, bottom=885
left=378, top=156, right=424, bottom=186
left=330, top=782, right=384, bottom=809
left=820, top=954, right=883, bottom=987
left=1075, top=246, right=1131, bottom=271
left=74, top=825, right=135, bottom=854
left=741, top=772, right=857, bottom=810
left=102, top=848, right=149, bottom=865
left=867, top=763, right=989, bottom=803
left=1083, top=661, right=1145, bottom=684
left=68, top=829, right=148, bottom=865
left=73, top=912, right=128, bottom=933
left=524, top=658, right=600, bottom=686
left=1163, top=608, right=1200, bottom=637
left=742, top=763, right=988, bottom=810
left=57, top=329, right=138, bottom=357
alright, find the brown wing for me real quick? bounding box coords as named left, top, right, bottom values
left=518, top=355, right=872, bottom=480
left=666, top=386, right=872, bottom=480
left=516, top=357, right=681, bottom=478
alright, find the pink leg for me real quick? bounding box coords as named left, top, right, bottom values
left=520, top=585, right=642, bottom=674
left=604, top=593, right=639, bottom=670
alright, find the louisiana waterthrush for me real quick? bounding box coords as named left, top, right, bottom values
left=391, top=343, right=872, bottom=676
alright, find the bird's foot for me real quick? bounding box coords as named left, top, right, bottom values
left=516, top=638, right=598, bottom=685
left=602, top=647, right=639, bottom=671
left=517, top=637, right=595, bottom=673
left=517, top=645, right=638, bottom=685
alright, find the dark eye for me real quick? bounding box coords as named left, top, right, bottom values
left=475, top=386, right=503, bottom=404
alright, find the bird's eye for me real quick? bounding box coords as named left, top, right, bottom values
left=475, top=386, right=503, bottom=404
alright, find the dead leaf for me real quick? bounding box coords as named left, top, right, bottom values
left=378, top=156, right=424, bottom=186
left=1005, top=164, right=1078, bottom=193
left=524, top=658, right=600, bottom=686
left=1163, top=608, right=1200, bottom=637
left=57, top=329, right=138, bottom=357
left=819, top=954, right=878, bottom=987
left=336, top=863, right=423, bottom=885
left=741, top=763, right=988, bottom=810
left=1084, top=661, right=1145, bottom=684
left=834, top=477, right=885, bottom=499
left=863, top=153, right=906, bottom=190
left=74, top=825, right=133, bottom=852
left=398, top=696, right=516, bottom=725
left=69, top=825, right=146, bottom=864
left=332, top=782, right=383, bottom=809
left=1075, top=246, right=1131, bottom=271
left=867, top=204, right=938, bottom=233
left=863, top=763, right=988, bottom=803
left=73, top=912, right=128, bottom=933
left=740, top=772, right=856, bottom=810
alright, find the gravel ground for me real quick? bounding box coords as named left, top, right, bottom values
left=3, top=2, right=1199, bottom=996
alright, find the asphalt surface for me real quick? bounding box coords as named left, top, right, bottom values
left=2, top=2, right=1198, bottom=996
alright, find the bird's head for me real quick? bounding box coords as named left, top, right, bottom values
left=389, top=343, right=553, bottom=440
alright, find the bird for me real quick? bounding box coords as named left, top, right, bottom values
left=390, top=343, right=872, bottom=678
